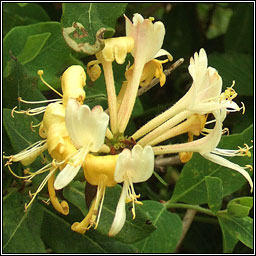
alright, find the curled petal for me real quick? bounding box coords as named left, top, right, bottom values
left=203, top=152, right=253, bottom=193
left=108, top=184, right=127, bottom=237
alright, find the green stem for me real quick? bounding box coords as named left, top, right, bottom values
left=163, top=201, right=215, bottom=216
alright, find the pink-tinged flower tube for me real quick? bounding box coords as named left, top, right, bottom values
left=117, top=13, right=172, bottom=133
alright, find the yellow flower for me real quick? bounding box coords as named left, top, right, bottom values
left=54, top=99, right=109, bottom=190
left=61, top=65, right=86, bottom=107
left=71, top=154, right=118, bottom=234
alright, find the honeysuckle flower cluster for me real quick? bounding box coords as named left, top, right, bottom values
left=4, top=13, right=253, bottom=237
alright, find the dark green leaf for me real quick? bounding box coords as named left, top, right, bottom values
left=17, top=32, right=51, bottom=65
left=41, top=205, right=136, bottom=253
left=224, top=4, right=253, bottom=54
left=218, top=214, right=253, bottom=250
left=3, top=22, right=84, bottom=91
left=3, top=58, right=46, bottom=110
left=205, top=5, right=232, bottom=39
left=63, top=181, right=87, bottom=215
left=205, top=176, right=223, bottom=213
left=17, top=3, right=28, bottom=7
left=217, top=216, right=239, bottom=253
left=163, top=3, right=202, bottom=59
left=61, top=3, right=127, bottom=55
left=171, top=125, right=253, bottom=204
left=208, top=52, right=253, bottom=96
left=3, top=191, right=46, bottom=253
left=227, top=197, right=253, bottom=217
left=3, top=3, right=50, bottom=37
left=134, top=201, right=182, bottom=253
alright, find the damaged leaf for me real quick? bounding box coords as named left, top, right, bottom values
left=61, top=3, right=127, bottom=55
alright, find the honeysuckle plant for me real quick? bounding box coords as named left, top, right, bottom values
left=3, top=3, right=253, bottom=254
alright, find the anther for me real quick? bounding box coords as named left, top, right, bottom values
left=245, top=165, right=253, bottom=171
left=240, top=102, right=245, bottom=114
left=222, top=127, right=229, bottom=136
left=37, top=69, right=63, bottom=98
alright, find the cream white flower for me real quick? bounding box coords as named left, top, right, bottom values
left=153, top=109, right=253, bottom=192
left=54, top=98, right=109, bottom=190
left=108, top=145, right=154, bottom=237
left=118, top=13, right=172, bottom=133
left=133, top=48, right=242, bottom=146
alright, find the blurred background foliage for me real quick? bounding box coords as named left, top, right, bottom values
left=3, top=2, right=253, bottom=254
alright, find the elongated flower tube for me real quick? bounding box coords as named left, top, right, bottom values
left=118, top=13, right=172, bottom=133
left=54, top=98, right=109, bottom=190
left=133, top=48, right=241, bottom=145
left=153, top=109, right=253, bottom=192
left=61, top=65, right=86, bottom=107
left=71, top=154, right=118, bottom=234
left=109, top=145, right=154, bottom=237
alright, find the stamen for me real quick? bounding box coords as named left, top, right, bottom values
left=200, top=127, right=213, bottom=136
left=245, top=165, right=253, bottom=171
left=42, top=198, right=51, bottom=205
left=222, top=127, right=229, bottom=135
left=30, top=121, right=42, bottom=132
left=4, top=140, right=47, bottom=166
left=125, top=175, right=142, bottom=219
left=95, top=177, right=107, bottom=229
left=221, top=81, right=237, bottom=101
left=24, top=166, right=57, bottom=212
left=240, top=102, right=245, bottom=114
left=11, top=106, right=47, bottom=116
left=37, top=70, right=63, bottom=98
left=18, top=97, right=62, bottom=104
left=238, top=143, right=253, bottom=157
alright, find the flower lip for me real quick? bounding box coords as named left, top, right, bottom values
left=65, top=98, right=109, bottom=151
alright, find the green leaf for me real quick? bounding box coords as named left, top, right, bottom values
left=224, top=4, right=253, bottom=54
left=3, top=22, right=84, bottom=91
left=63, top=181, right=87, bottom=215
left=17, top=3, right=28, bottom=7
left=205, top=5, right=232, bottom=39
left=3, top=58, right=46, bottom=110
left=3, top=191, right=46, bottom=253
left=218, top=214, right=253, bottom=250
left=217, top=216, right=239, bottom=253
left=3, top=3, right=50, bottom=37
left=208, top=52, right=253, bottom=96
left=134, top=201, right=182, bottom=253
left=41, top=205, right=136, bottom=253
left=227, top=197, right=253, bottom=217
left=61, top=3, right=127, bottom=55
left=163, top=3, right=202, bottom=59
left=17, top=32, right=51, bottom=65
left=63, top=182, right=156, bottom=244
left=171, top=125, right=253, bottom=204
left=205, top=176, right=223, bottom=214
